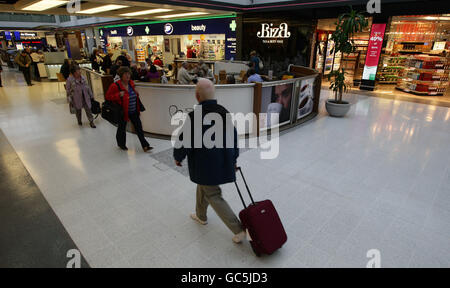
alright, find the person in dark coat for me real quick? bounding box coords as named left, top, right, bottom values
left=110, top=59, right=122, bottom=78
left=116, top=50, right=131, bottom=67
left=173, top=78, right=245, bottom=244
left=101, top=50, right=113, bottom=74
left=90, top=48, right=100, bottom=72
left=105, top=67, right=152, bottom=152
left=60, top=59, right=71, bottom=80
left=14, top=50, right=32, bottom=86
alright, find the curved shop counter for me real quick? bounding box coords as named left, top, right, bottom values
left=135, top=83, right=255, bottom=136
left=83, top=65, right=322, bottom=138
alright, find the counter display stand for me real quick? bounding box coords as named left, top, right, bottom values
left=396, top=55, right=450, bottom=96
left=377, top=55, right=407, bottom=84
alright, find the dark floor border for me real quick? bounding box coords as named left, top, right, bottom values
left=0, top=129, right=90, bottom=268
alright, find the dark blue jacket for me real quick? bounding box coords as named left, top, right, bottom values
left=173, top=100, right=239, bottom=186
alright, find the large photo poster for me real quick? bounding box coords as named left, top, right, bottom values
left=296, top=77, right=315, bottom=120
left=260, top=83, right=294, bottom=130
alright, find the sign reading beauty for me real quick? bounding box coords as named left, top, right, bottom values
left=257, top=23, right=291, bottom=44
left=362, top=23, right=386, bottom=81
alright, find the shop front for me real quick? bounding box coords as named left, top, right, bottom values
left=372, top=15, right=450, bottom=98
left=312, top=18, right=373, bottom=86
left=99, top=15, right=237, bottom=65
left=241, top=13, right=314, bottom=78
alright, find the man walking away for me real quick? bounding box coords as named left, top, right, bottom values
left=15, top=50, right=32, bottom=86
left=173, top=78, right=246, bottom=244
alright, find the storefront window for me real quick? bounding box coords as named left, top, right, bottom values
left=376, top=15, right=450, bottom=97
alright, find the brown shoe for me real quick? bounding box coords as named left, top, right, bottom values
left=143, top=146, right=153, bottom=152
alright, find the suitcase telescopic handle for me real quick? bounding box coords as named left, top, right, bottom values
left=234, top=167, right=256, bottom=209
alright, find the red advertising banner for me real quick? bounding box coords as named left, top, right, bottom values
left=362, top=23, right=386, bottom=81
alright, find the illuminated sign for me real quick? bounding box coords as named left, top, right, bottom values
left=362, top=23, right=386, bottom=81
left=126, top=26, right=133, bottom=36
left=110, top=30, right=118, bottom=35
left=20, top=32, right=37, bottom=37
left=191, top=24, right=206, bottom=32
left=164, top=23, right=174, bottom=35
left=257, top=23, right=291, bottom=39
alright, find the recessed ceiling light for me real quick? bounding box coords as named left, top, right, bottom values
left=22, top=0, right=68, bottom=11
left=78, top=4, right=128, bottom=14
left=120, top=8, right=173, bottom=17
left=156, top=12, right=208, bottom=19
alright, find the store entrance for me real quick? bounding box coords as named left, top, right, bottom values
left=375, top=15, right=450, bottom=101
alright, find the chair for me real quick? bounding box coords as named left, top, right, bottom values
left=219, top=70, right=227, bottom=84
left=56, top=73, right=66, bottom=95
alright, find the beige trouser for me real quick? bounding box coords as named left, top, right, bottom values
left=196, top=185, right=243, bottom=235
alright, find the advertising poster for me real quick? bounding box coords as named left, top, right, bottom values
left=296, top=77, right=315, bottom=120
left=260, top=83, right=294, bottom=130
left=362, top=23, right=386, bottom=81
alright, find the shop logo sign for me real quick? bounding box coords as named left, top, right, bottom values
left=110, top=30, right=117, bottom=35
left=127, top=26, right=134, bottom=36
left=191, top=25, right=206, bottom=32
left=257, top=23, right=291, bottom=39
left=165, top=23, right=174, bottom=35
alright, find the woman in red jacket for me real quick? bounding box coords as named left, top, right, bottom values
left=105, top=67, right=153, bottom=152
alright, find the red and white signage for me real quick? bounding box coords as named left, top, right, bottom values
left=362, top=23, right=386, bottom=81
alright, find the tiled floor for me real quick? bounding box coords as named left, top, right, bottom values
left=1, top=68, right=449, bottom=268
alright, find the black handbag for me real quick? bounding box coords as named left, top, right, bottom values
left=91, top=98, right=101, bottom=115
left=101, top=100, right=123, bottom=125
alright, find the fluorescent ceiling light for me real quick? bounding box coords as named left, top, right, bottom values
left=78, top=4, right=128, bottom=14
left=22, top=0, right=68, bottom=11
left=120, top=8, right=173, bottom=17
left=156, top=12, right=208, bottom=19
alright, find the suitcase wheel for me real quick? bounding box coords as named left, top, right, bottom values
left=250, top=242, right=261, bottom=257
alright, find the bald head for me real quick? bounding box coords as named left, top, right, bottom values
left=195, top=78, right=215, bottom=103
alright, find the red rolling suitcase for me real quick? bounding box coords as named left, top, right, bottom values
left=235, top=167, right=287, bottom=256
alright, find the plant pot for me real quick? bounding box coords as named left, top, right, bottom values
left=325, top=99, right=351, bottom=117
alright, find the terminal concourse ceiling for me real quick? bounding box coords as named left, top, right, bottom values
left=0, top=0, right=233, bottom=21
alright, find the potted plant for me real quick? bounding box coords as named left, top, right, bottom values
left=326, top=8, right=368, bottom=117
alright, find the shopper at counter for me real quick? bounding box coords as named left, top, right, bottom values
left=177, top=62, right=196, bottom=84
left=15, top=50, right=32, bottom=86
left=197, top=61, right=215, bottom=83
left=110, top=59, right=122, bottom=78
left=250, top=50, right=261, bottom=74
left=105, top=67, right=153, bottom=152
left=117, top=50, right=131, bottom=67
left=247, top=68, right=264, bottom=83
left=90, top=48, right=101, bottom=72
left=60, top=59, right=71, bottom=80
left=30, top=49, right=41, bottom=82
left=186, top=45, right=195, bottom=59
left=153, top=56, right=163, bottom=68
left=173, top=78, right=245, bottom=244
left=66, top=65, right=96, bottom=128
left=102, top=50, right=113, bottom=75
left=146, top=65, right=160, bottom=82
